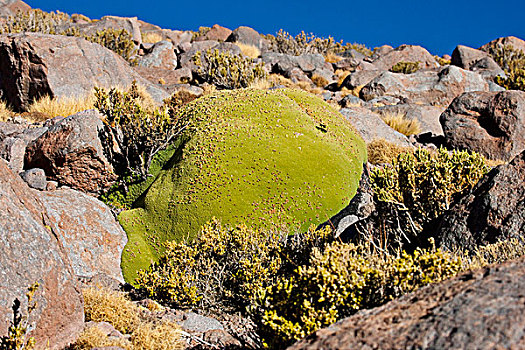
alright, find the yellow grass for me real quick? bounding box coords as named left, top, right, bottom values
left=28, top=94, right=95, bottom=119
left=248, top=78, right=272, bottom=90
left=236, top=42, right=261, bottom=59
left=324, top=52, right=343, bottom=63
left=141, top=31, right=164, bottom=44
left=311, top=74, right=329, bottom=88
left=336, top=70, right=352, bottom=87
left=379, top=111, right=422, bottom=136
left=0, top=101, right=14, bottom=122
left=367, top=138, right=414, bottom=165
left=76, top=286, right=184, bottom=350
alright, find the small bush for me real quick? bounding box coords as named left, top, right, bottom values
left=193, top=48, right=267, bottom=89
left=251, top=240, right=464, bottom=348
left=367, top=139, right=413, bottom=165
left=1, top=9, right=71, bottom=34
left=87, top=28, right=137, bottom=62
left=191, top=26, right=211, bottom=41
left=390, top=61, right=420, bottom=74
left=379, top=111, right=422, bottom=136
left=370, top=148, right=489, bottom=231
left=486, top=44, right=525, bottom=91
left=236, top=42, right=261, bottom=59
left=435, top=55, right=451, bottom=66
left=28, top=94, right=95, bottom=119
left=94, top=81, right=182, bottom=180
left=136, top=219, right=332, bottom=310
left=324, top=52, right=343, bottom=63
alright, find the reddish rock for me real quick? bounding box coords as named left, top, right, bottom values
left=437, top=150, right=525, bottom=252
left=137, top=40, right=177, bottom=70
left=451, top=45, right=504, bottom=78
left=37, top=188, right=127, bottom=282
left=162, top=29, right=193, bottom=45
left=0, top=33, right=167, bottom=112
left=289, top=256, right=525, bottom=350
left=24, top=109, right=117, bottom=195
left=73, top=15, right=142, bottom=44
left=440, top=90, right=525, bottom=161
left=0, top=0, right=30, bottom=17
left=135, top=66, right=192, bottom=85
left=195, top=24, right=232, bottom=42
left=0, top=159, right=84, bottom=349
left=341, top=70, right=382, bottom=90
left=372, top=44, right=439, bottom=70
left=360, top=65, right=489, bottom=106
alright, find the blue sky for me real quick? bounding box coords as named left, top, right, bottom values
left=26, top=0, right=525, bottom=56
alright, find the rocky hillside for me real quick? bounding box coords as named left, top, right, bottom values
left=1, top=1, right=525, bottom=349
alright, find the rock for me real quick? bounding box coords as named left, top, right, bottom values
left=178, top=40, right=219, bottom=71
left=226, top=26, right=268, bottom=52
left=0, top=33, right=168, bottom=111
left=72, top=15, right=142, bottom=44
left=288, top=256, right=525, bottom=350
left=436, top=150, right=525, bottom=252
left=262, top=52, right=332, bottom=79
left=137, top=40, right=177, bottom=70
left=480, top=36, right=525, bottom=54
left=24, top=109, right=117, bottom=195
left=372, top=44, right=439, bottom=70
left=340, top=107, right=413, bottom=147
left=85, top=321, right=125, bottom=339
left=333, top=57, right=361, bottom=71
left=451, top=45, right=505, bottom=79
left=339, top=94, right=363, bottom=107
left=0, top=125, right=47, bottom=172
left=372, top=44, right=394, bottom=58
left=46, top=180, right=58, bottom=191
left=202, top=329, right=242, bottom=348
left=36, top=188, right=127, bottom=282
left=0, top=0, right=30, bottom=17
left=440, top=90, right=525, bottom=161
left=20, top=168, right=46, bottom=190
left=0, top=159, right=84, bottom=349
left=373, top=103, right=446, bottom=135
left=180, top=312, right=224, bottom=333
left=340, top=70, right=383, bottom=90
left=360, top=65, right=489, bottom=106
left=318, top=164, right=374, bottom=237
left=162, top=29, right=193, bottom=45
left=195, top=24, right=232, bottom=42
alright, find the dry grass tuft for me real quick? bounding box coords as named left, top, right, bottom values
left=76, top=286, right=184, bottom=350
left=379, top=111, right=422, bottom=136
left=311, top=74, right=329, bottom=88
left=132, top=321, right=184, bottom=350
left=235, top=42, right=261, bottom=59
left=336, top=70, right=352, bottom=87
left=73, top=325, right=132, bottom=350
left=485, top=157, right=506, bottom=168
left=248, top=78, right=273, bottom=90
left=83, top=286, right=141, bottom=334
left=28, top=94, right=95, bottom=119
left=0, top=101, right=14, bottom=122
left=367, top=138, right=414, bottom=165
left=324, top=52, right=343, bottom=63
left=141, top=31, right=164, bottom=44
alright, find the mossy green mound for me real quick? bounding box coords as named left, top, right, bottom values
left=119, top=88, right=366, bottom=282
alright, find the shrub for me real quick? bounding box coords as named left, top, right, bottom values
left=435, top=55, right=451, bottom=66
left=191, top=26, right=211, bottom=41
left=367, top=139, right=413, bottom=165
left=0, top=283, right=39, bottom=350
left=370, top=148, right=489, bottom=232
left=379, top=111, right=422, bottom=136
left=1, top=9, right=71, bottom=34
left=73, top=325, right=132, bottom=350
left=311, top=74, right=329, bottom=87
left=390, top=61, right=420, bottom=74
left=136, top=218, right=332, bottom=309
left=193, top=48, right=267, bottom=89
left=28, top=93, right=95, bottom=119
left=486, top=44, right=525, bottom=91
left=250, top=240, right=464, bottom=348
left=87, top=28, right=137, bottom=62
left=141, top=31, right=163, bottom=44
left=94, top=81, right=183, bottom=180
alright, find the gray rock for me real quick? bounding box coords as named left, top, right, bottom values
left=0, top=125, right=48, bottom=173
left=20, top=168, right=46, bottom=190
left=372, top=44, right=439, bottom=70
left=180, top=312, right=224, bottom=333
left=137, top=40, right=177, bottom=70
left=373, top=103, right=445, bottom=135
left=341, top=70, right=383, bottom=90
left=226, top=26, right=268, bottom=52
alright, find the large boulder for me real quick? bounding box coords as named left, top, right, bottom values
left=24, top=109, right=117, bottom=195
left=194, top=24, right=232, bottom=42
left=289, top=256, right=525, bottom=349
left=436, top=150, right=525, bottom=252
left=339, top=107, right=412, bottom=146
left=118, top=89, right=367, bottom=281
left=451, top=45, right=504, bottom=79
left=0, top=33, right=167, bottom=111
left=440, top=90, right=525, bottom=161
left=262, top=52, right=334, bottom=80
left=371, top=44, right=439, bottom=71
left=37, top=188, right=127, bottom=282
left=360, top=65, right=490, bottom=106
left=71, top=15, right=142, bottom=44
left=480, top=36, right=525, bottom=54
left=0, top=123, right=47, bottom=172
left=0, top=0, right=30, bottom=17
left=226, top=26, right=268, bottom=51
left=137, top=40, right=177, bottom=70
left=0, top=159, right=84, bottom=349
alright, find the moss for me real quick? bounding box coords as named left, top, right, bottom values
left=119, top=88, right=366, bottom=282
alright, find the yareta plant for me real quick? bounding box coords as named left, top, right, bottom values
left=118, top=88, right=367, bottom=281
